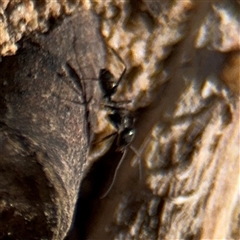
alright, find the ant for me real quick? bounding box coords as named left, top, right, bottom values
left=98, top=49, right=135, bottom=146
left=95, top=53, right=140, bottom=198
left=97, top=67, right=136, bottom=149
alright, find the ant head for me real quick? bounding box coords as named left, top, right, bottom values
left=118, top=127, right=135, bottom=149
left=99, top=69, right=118, bottom=100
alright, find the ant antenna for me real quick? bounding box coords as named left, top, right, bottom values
left=130, top=145, right=143, bottom=181
left=110, top=48, right=127, bottom=94
left=100, top=132, right=154, bottom=199
left=100, top=145, right=144, bottom=199
left=100, top=149, right=127, bottom=199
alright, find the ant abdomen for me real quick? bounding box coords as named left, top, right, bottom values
left=99, top=68, right=118, bottom=100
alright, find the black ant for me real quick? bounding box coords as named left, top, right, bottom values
left=98, top=49, right=135, bottom=145
left=95, top=54, right=140, bottom=198
left=97, top=67, right=135, bottom=149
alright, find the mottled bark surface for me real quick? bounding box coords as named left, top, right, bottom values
left=73, top=1, right=239, bottom=240
left=0, top=1, right=239, bottom=240
left=0, top=9, right=104, bottom=239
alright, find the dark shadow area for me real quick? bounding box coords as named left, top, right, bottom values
left=65, top=137, right=123, bottom=240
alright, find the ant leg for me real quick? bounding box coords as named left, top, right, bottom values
left=52, top=92, right=91, bottom=105
left=52, top=91, right=92, bottom=145
left=129, top=136, right=153, bottom=181
left=65, top=62, right=92, bottom=144
left=100, top=148, right=127, bottom=199
left=91, top=132, right=117, bottom=145
left=110, top=48, right=126, bottom=66
left=103, top=100, right=132, bottom=110
left=116, top=65, right=126, bottom=87
left=130, top=145, right=142, bottom=181
left=65, top=63, right=85, bottom=100
left=110, top=48, right=127, bottom=87
left=56, top=71, right=82, bottom=100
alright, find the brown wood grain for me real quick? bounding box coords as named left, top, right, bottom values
left=0, top=1, right=239, bottom=240
left=0, top=9, right=105, bottom=239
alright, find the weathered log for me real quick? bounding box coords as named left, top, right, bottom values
left=0, top=9, right=104, bottom=239
left=69, top=1, right=240, bottom=240
left=0, top=1, right=239, bottom=240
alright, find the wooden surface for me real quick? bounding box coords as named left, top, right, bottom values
left=0, top=9, right=105, bottom=239
left=0, top=1, right=239, bottom=239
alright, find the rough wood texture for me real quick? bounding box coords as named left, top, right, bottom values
left=0, top=1, right=239, bottom=240
left=0, top=9, right=104, bottom=239
left=0, top=0, right=82, bottom=55
left=74, top=1, right=239, bottom=240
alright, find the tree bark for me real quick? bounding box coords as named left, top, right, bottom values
left=0, top=9, right=104, bottom=239
left=69, top=1, right=240, bottom=240
left=0, top=1, right=239, bottom=240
